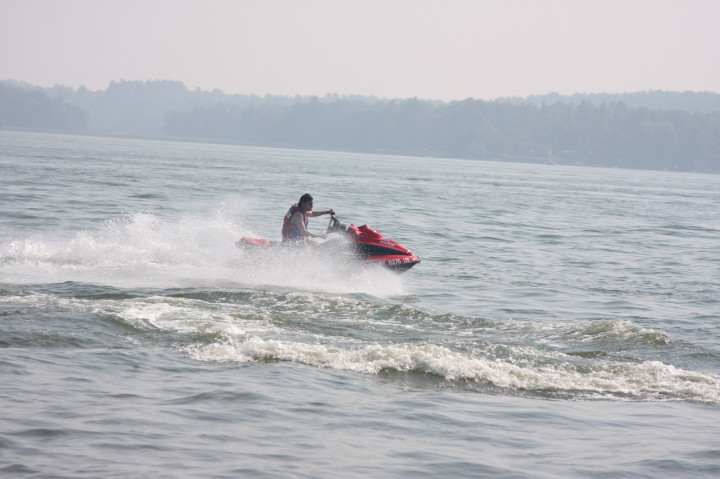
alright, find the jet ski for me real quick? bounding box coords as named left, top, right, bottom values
left=235, top=216, right=420, bottom=273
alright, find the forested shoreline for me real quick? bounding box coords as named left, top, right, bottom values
left=1, top=79, right=719, bottom=172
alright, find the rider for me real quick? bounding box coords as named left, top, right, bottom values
left=281, top=193, right=336, bottom=243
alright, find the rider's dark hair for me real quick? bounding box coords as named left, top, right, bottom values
left=298, top=193, right=313, bottom=207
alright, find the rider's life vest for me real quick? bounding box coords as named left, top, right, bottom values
left=281, top=204, right=308, bottom=242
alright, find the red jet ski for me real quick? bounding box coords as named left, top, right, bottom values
left=236, top=216, right=420, bottom=273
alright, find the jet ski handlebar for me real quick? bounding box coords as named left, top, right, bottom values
left=326, top=215, right=348, bottom=234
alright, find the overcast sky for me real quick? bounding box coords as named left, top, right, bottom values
left=1, top=0, right=718, bottom=101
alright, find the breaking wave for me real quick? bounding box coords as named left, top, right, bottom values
left=9, top=289, right=712, bottom=404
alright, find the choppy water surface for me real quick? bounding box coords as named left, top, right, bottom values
left=1, top=130, right=719, bottom=478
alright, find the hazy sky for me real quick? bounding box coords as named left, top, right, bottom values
left=1, top=0, right=718, bottom=101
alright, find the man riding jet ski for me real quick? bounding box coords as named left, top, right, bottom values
left=281, top=193, right=335, bottom=244
left=236, top=194, right=420, bottom=273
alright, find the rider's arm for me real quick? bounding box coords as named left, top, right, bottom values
left=290, top=212, right=324, bottom=238
left=307, top=209, right=335, bottom=218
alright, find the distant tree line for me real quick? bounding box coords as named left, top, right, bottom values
left=1, top=79, right=719, bottom=173
left=500, top=91, right=720, bottom=113
left=0, top=81, right=87, bottom=131
left=164, top=97, right=720, bottom=172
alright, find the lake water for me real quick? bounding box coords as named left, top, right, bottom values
left=1, top=130, right=719, bottom=478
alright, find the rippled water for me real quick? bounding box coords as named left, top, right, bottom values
left=1, top=130, right=719, bottom=478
